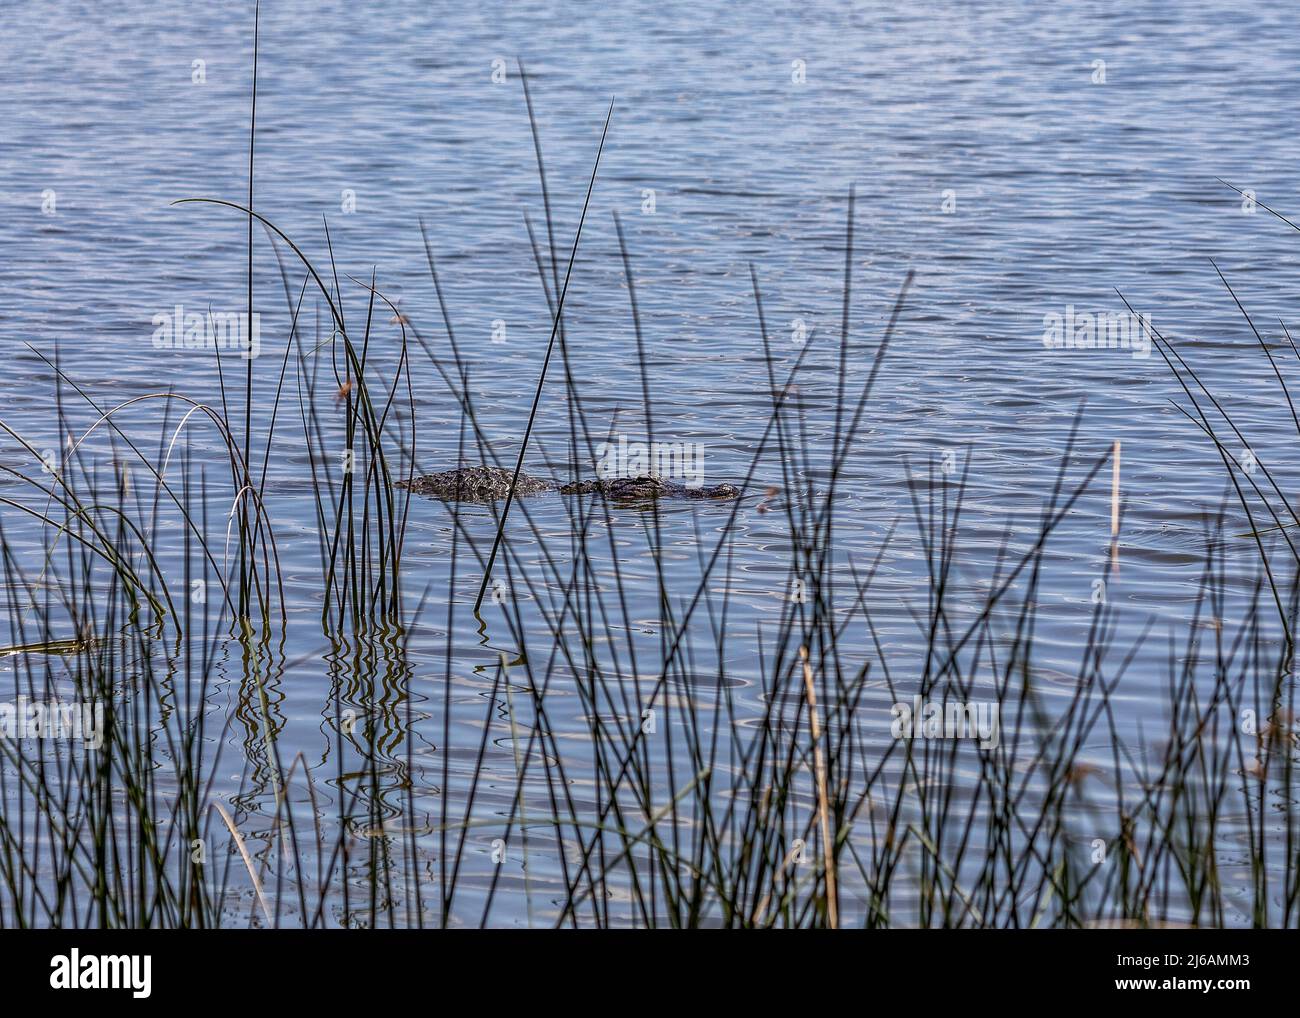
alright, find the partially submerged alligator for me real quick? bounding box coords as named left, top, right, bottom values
left=398, top=465, right=741, bottom=503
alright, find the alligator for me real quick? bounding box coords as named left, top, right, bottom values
left=397, top=465, right=741, bottom=503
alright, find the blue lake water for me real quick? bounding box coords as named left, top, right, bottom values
left=2, top=1, right=1299, bottom=926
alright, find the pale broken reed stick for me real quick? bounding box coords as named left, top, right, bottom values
left=212, top=801, right=273, bottom=924
left=800, top=645, right=838, bottom=929
left=473, top=97, right=615, bottom=615
left=1111, top=440, right=1121, bottom=537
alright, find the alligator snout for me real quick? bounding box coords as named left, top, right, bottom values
left=558, top=475, right=740, bottom=500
